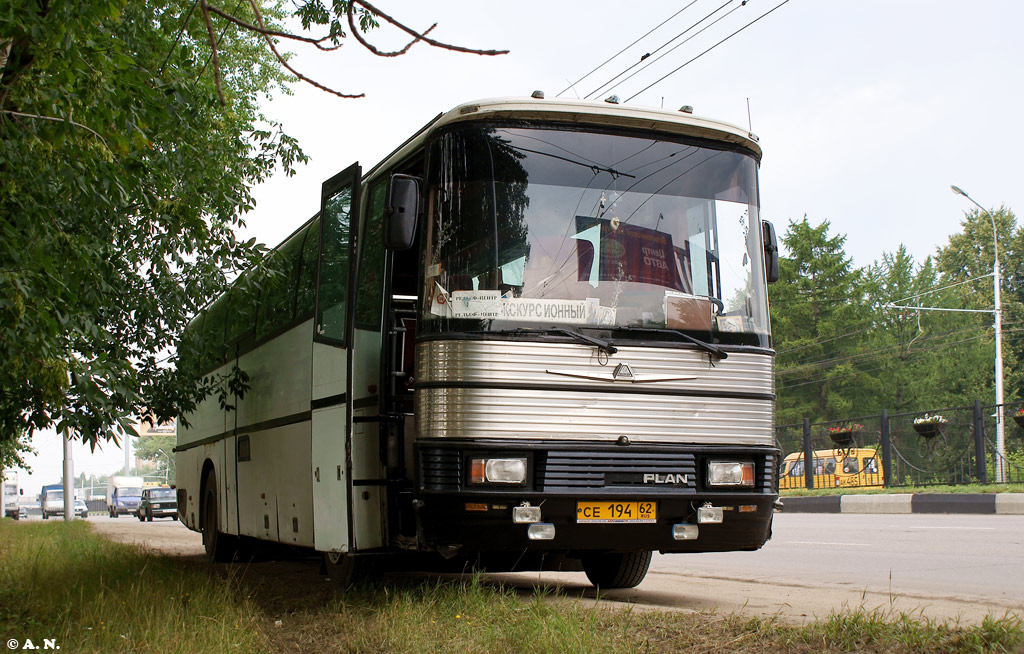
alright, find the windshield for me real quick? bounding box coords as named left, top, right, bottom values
left=150, top=489, right=175, bottom=499
left=46, top=490, right=64, bottom=500
left=420, top=125, right=769, bottom=347
left=119, top=488, right=143, bottom=497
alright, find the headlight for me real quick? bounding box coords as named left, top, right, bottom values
left=707, top=460, right=755, bottom=488
left=469, top=457, right=528, bottom=485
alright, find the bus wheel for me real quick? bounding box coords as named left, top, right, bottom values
left=323, top=551, right=359, bottom=588
left=582, top=551, right=652, bottom=589
left=202, top=469, right=237, bottom=563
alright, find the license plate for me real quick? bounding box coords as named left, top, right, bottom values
left=576, top=501, right=657, bottom=524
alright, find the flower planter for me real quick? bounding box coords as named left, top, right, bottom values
left=912, top=422, right=943, bottom=439
left=828, top=430, right=856, bottom=446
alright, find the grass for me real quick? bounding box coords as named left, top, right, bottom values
left=2, top=519, right=1023, bottom=653
left=782, top=482, right=1024, bottom=497
left=0, top=519, right=267, bottom=653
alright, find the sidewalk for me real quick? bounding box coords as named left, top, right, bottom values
left=779, top=493, right=1024, bottom=514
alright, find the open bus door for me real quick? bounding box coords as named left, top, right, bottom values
left=311, top=163, right=360, bottom=556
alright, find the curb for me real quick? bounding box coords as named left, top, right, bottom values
left=780, top=493, right=1024, bottom=514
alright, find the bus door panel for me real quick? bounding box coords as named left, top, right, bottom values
left=312, top=163, right=359, bottom=553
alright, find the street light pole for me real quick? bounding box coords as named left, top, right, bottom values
left=951, top=185, right=1005, bottom=483
left=157, top=448, right=170, bottom=483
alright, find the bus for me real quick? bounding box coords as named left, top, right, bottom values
left=778, top=448, right=883, bottom=490
left=175, top=96, right=780, bottom=589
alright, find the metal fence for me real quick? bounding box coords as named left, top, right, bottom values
left=775, top=400, right=1024, bottom=489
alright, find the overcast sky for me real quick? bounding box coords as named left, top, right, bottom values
left=12, top=0, right=1022, bottom=496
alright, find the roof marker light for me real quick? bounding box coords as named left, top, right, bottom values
left=531, top=90, right=545, bottom=99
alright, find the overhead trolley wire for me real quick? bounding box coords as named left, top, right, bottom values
left=625, top=0, right=793, bottom=103
left=557, top=2, right=699, bottom=98
left=587, top=0, right=741, bottom=101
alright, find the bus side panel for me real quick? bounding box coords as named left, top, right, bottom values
left=312, top=404, right=350, bottom=553
left=236, top=323, right=312, bottom=430
left=235, top=423, right=313, bottom=545
left=275, top=421, right=314, bottom=546
left=223, top=434, right=237, bottom=535
left=236, top=431, right=277, bottom=540
left=176, top=444, right=202, bottom=530
left=177, top=363, right=231, bottom=533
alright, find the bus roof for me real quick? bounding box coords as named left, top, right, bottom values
left=364, top=96, right=762, bottom=183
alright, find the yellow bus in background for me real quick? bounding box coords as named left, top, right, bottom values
left=779, top=448, right=883, bottom=490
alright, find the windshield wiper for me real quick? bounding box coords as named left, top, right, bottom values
left=493, top=327, right=618, bottom=356
left=614, top=327, right=727, bottom=361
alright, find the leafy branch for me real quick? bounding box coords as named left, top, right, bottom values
left=195, top=0, right=508, bottom=104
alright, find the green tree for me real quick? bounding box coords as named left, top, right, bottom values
left=935, top=206, right=1022, bottom=407
left=772, top=217, right=871, bottom=424
left=1, top=1, right=299, bottom=455
left=861, top=246, right=945, bottom=414
left=135, top=431, right=176, bottom=483
left=0, top=1, right=505, bottom=461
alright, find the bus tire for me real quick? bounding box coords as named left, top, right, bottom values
left=202, top=469, right=237, bottom=563
left=582, top=550, right=652, bottom=589
left=323, top=551, right=359, bottom=588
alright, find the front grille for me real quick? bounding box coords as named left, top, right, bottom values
left=761, top=451, right=778, bottom=492
left=538, top=450, right=697, bottom=491
left=419, top=445, right=776, bottom=494
left=420, top=448, right=462, bottom=491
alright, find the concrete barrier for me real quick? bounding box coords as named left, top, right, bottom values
left=911, top=494, right=995, bottom=514
left=780, top=493, right=1023, bottom=514
left=995, top=493, right=1024, bottom=514
left=841, top=493, right=912, bottom=514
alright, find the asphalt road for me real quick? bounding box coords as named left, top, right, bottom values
left=80, top=512, right=1024, bottom=624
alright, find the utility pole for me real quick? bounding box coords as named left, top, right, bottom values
left=951, top=185, right=1005, bottom=483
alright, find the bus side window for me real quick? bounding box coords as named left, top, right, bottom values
left=295, top=221, right=320, bottom=319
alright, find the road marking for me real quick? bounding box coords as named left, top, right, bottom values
left=784, top=541, right=871, bottom=546
left=905, top=526, right=996, bottom=531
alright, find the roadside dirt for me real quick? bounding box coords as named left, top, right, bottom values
left=87, top=516, right=1015, bottom=625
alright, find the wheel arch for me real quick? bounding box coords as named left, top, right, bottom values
left=199, top=458, right=217, bottom=526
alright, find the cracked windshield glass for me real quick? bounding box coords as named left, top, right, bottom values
left=421, top=125, right=769, bottom=347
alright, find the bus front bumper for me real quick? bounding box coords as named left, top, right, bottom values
left=415, top=493, right=775, bottom=555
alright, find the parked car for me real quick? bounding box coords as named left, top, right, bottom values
left=136, top=487, right=178, bottom=522
left=74, top=499, right=89, bottom=518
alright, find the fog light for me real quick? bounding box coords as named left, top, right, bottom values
left=697, top=504, right=723, bottom=524
left=527, top=523, right=555, bottom=540
left=672, top=524, right=699, bottom=540
left=469, top=457, right=528, bottom=485
left=707, top=461, right=755, bottom=487
left=513, top=504, right=541, bottom=524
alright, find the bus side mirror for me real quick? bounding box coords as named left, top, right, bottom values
left=762, top=220, right=779, bottom=283
left=383, top=175, right=421, bottom=250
